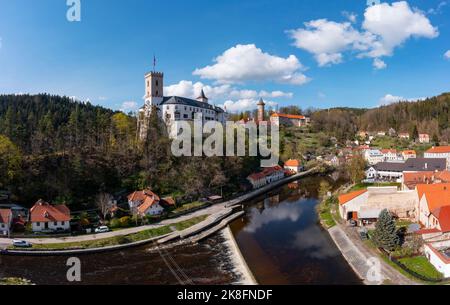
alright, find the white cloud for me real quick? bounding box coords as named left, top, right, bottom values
left=428, top=1, right=447, bottom=14
left=445, top=50, right=450, bottom=59
left=120, top=101, right=138, bottom=112
left=164, top=80, right=293, bottom=101
left=97, top=96, right=108, bottom=101
left=362, top=1, right=439, bottom=58
left=220, top=99, right=278, bottom=113
left=288, top=19, right=363, bottom=66
left=373, top=58, right=387, bottom=70
left=342, top=11, right=358, bottom=23
left=379, top=94, right=426, bottom=105
left=288, top=1, right=438, bottom=67
left=193, top=44, right=310, bottom=85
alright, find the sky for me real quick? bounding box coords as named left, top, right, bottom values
left=0, top=0, right=449, bottom=113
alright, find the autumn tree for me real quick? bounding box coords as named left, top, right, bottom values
left=0, top=135, right=22, bottom=189
left=347, top=154, right=366, bottom=184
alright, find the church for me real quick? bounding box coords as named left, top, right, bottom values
left=137, top=70, right=227, bottom=140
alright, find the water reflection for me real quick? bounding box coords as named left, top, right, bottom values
left=230, top=176, right=361, bottom=285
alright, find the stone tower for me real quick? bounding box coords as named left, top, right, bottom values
left=144, top=71, right=164, bottom=107
left=257, top=98, right=266, bottom=122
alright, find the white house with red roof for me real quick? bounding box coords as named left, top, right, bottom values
left=381, top=149, right=401, bottom=162
left=0, top=208, right=12, bottom=236
left=127, top=190, right=165, bottom=216
left=30, top=200, right=71, bottom=232
left=270, top=113, right=310, bottom=127
left=247, top=166, right=285, bottom=189
left=284, top=159, right=302, bottom=173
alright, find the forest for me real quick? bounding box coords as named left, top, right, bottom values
left=0, top=94, right=259, bottom=210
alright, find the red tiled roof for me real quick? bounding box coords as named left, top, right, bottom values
left=426, top=146, right=450, bottom=154
left=338, top=189, right=367, bottom=205
left=271, top=113, right=306, bottom=120
left=137, top=196, right=160, bottom=214
left=284, top=159, right=301, bottom=167
left=0, top=209, right=11, bottom=224
left=381, top=149, right=397, bottom=154
left=416, top=183, right=450, bottom=202
left=415, top=228, right=441, bottom=235
left=423, top=189, right=450, bottom=212
left=30, top=200, right=71, bottom=222
left=402, top=150, right=416, bottom=155
left=248, top=166, right=284, bottom=181
left=127, top=190, right=160, bottom=203
left=431, top=206, right=450, bottom=232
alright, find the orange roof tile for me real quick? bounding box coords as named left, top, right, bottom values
left=423, top=190, right=450, bottom=212
left=30, top=200, right=71, bottom=222
left=431, top=206, right=450, bottom=232
left=402, top=150, right=416, bottom=155
left=338, top=189, right=367, bottom=205
left=137, top=196, right=160, bottom=214
left=271, top=113, right=306, bottom=120
left=381, top=149, right=397, bottom=154
left=426, top=146, right=450, bottom=154
left=416, top=183, right=450, bottom=202
left=284, top=159, right=301, bottom=167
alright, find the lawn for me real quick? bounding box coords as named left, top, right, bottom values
left=317, top=196, right=337, bottom=229
left=10, top=215, right=209, bottom=251
left=398, top=256, right=443, bottom=281
left=350, top=182, right=401, bottom=191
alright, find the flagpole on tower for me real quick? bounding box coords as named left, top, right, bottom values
left=153, top=54, right=156, bottom=72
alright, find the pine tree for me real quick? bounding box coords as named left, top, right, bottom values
left=372, top=209, right=399, bottom=251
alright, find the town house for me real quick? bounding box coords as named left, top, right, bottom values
left=30, top=200, right=71, bottom=232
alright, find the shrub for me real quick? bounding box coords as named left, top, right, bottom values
left=110, top=218, right=121, bottom=229
left=119, top=216, right=131, bottom=228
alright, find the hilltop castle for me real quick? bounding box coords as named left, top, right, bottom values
left=137, top=70, right=227, bottom=140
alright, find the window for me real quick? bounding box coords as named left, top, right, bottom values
left=156, top=90, right=159, bottom=96
left=54, top=222, right=57, bottom=226
left=36, top=222, right=40, bottom=226
left=156, top=80, right=159, bottom=86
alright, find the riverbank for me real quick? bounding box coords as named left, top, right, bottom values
left=221, top=226, right=258, bottom=285
left=317, top=184, right=418, bottom=285
left=1, top=167, right=320, bottom=254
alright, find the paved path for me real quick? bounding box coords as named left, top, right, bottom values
left=329, top=225, right=417, bottom=285
left=0, top=167, right=319, bottom=246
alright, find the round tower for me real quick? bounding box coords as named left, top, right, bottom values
left=257, top=98, right=266, bottom=122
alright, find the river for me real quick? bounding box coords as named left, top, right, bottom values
left=0, top=176, right=360, bottom=285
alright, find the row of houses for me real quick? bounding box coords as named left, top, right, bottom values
left=246, top=159, right=303, bottom=189
left=359, top=130, right=431, bottom=144
left=338, top=182, right=450, bottom=277
left=0, top=189, right=177, bottom=237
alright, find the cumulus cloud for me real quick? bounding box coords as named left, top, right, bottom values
left=220, top=99, right=278, bottom=113
left=288, top=1, right=439, bottom=68
left=428, top=1, right=447, bottom=14
left=373, top=58, right=387, bottom=70
left=445, top=50, right=450, bottom=59
left=120, top=101, right=138, bottom=112
left=379, top=94, right=426, bottom=105
left=362, top=1, right=439, bottom=58
left=193, top=44, right=310, bottom=85
left=164, top=80, right=293, bottom=101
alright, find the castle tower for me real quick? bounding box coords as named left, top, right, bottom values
left=144, top=71, right=164, bottom=106
left=197, top=89, right=209, bottom=103
left=257, top=98, right=266, bottom=122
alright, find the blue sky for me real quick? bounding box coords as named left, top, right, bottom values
left=0, top=0, right=449, bottom=113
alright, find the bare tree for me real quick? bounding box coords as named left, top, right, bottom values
left=96, top=193, right=114, bottom=220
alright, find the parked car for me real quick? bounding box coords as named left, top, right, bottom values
left=12, top=240, right=32, bottom=248
left=95, top=226, right=110, bottom=233
left=359, top=230, right=369, bottom=240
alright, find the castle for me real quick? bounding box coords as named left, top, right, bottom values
left=137, top=70, right=227, bottom=140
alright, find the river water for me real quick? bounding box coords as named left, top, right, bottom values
left=0, top=176, right=360, bottom=285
